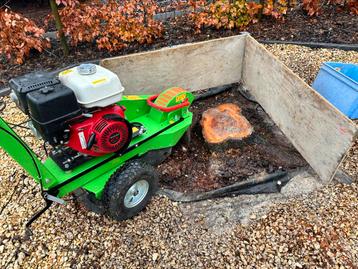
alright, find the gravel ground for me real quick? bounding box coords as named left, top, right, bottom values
left=265, top=44, right=358, bottom=88
left=0, top=44, right=357, bottom=268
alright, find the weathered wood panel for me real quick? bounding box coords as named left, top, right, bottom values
left=101, top=35, right=245, bottom=94
left=242, top=35, right=357, bottom=182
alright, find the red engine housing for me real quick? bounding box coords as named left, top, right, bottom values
left=67, top=105, right=131, bottom=156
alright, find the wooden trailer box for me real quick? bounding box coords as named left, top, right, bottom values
left=101, top=34, right=357, bottom=183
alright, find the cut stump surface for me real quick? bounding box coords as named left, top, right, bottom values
left=201, top=103, right=253, bottom=144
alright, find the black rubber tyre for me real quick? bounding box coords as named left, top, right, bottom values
left=73, top=188, right=106, bottom=215
left=103, top=160, right=159, bottom=221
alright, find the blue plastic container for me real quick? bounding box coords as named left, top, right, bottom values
left=312, top=62, right=358, bottom=119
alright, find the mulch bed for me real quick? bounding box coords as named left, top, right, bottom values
left=158, top=87, right=307, bottom=193
left=10, top=2, right=357, bottom=44
left=247, top=6, right=358, bottom=44
left=1, top=4, right=356, bottom=87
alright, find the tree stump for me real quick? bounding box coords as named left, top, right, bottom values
left=200, top=103, right=253, bottom=150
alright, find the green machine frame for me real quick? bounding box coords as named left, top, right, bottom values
left=0, top=90, right=194, bottom=224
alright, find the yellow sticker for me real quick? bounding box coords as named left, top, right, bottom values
left=132, top=127, right=139, bottom=133
left=92, top=78, right=107, bottom=85
left=60, top=69, right=73, bottom=75
left=176, top=93, right=186, bottom=103
left=126, top=95, right=141, bottom=100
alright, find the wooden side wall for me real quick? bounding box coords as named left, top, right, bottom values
left=242, top=35, right=357, bottom=182
left=100, top=35, right=246, bottom=94
left=101, top=34, right=357, bottom=182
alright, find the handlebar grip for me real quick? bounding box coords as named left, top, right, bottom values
left=147, top=94, right=190, bottom=112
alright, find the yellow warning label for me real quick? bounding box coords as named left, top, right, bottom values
left=126, top=95, right=141, bottom=100
left=60, top=69, right=73, bottom=75
left=92, top=78, right=107, bottom=85
left=176, top=93, right=186, bottom=103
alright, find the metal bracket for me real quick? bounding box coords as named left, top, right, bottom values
left=44, top=193, right=66, bottom=205
left=25, top=192, right=65, bottom=228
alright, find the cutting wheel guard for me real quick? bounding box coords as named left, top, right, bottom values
left=147, top=94, right=190, bottom=112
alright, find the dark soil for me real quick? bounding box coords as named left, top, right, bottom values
left=5, top=0, right=52, bottom=28
left=10, top=2, right=358, bottom=44
left=1, top=4, right=357, bottom=88
left=247, top=7, right=358, bottom=44
left=158, top=87, right=307, bottom=193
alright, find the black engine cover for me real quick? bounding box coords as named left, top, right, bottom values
left=27, top=84, right=81, bottom=144
left=9, top=72, right=59, bottom=114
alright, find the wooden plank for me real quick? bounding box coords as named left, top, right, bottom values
left=100, top=35, right=245, bottom=94
left=242, top=35, right=357, bottom=182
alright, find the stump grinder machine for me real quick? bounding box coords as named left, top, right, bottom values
left=0, top=64, right=194, bottom=226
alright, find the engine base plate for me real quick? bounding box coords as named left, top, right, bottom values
left=50, top=147, right=93, bottom=171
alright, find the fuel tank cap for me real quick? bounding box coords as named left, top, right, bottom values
left=77, top=63, right=97, bottom=75
left=40, top=86, right=55, bottom=94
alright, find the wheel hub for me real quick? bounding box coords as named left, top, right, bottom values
left=124, top=180, right=149, bottom=208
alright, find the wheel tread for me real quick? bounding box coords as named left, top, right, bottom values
left=103, top=160, right=158, bottom=221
